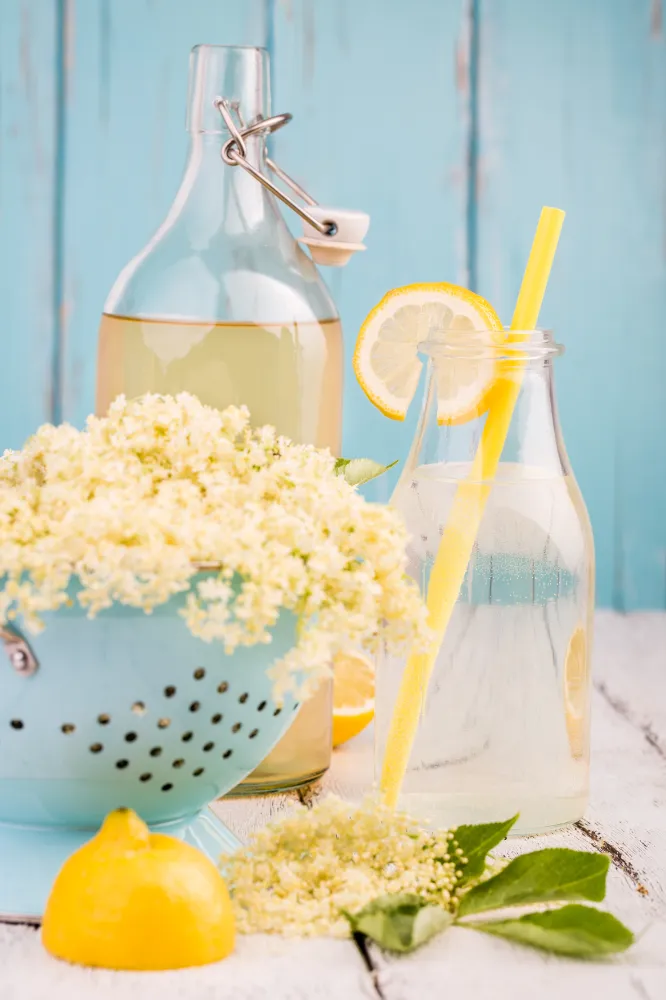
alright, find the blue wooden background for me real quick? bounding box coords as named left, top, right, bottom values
left=0, top=0, right=664, bottom=609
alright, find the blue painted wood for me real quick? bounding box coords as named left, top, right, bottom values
left=271, top=0, right=472, bottom=502
left=1, top=0, right=664, bottom=608
left=614, top=3, right=666, bottom=611
left=0, top=0, right=59, bottom=446
left=59, top=0, right=268, bottom=427
left=474, top=0, right=666, bottom=609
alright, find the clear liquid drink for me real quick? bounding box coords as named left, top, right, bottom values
left=375, top=331, right=594, bottom=834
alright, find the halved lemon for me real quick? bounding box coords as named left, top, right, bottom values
left=564, top=626, right=588, bottom=759
left=353, top=283, right=504, bottom=424
left=42, top=808, right=235, bottom=970
left=332, top=650, right=375, bottom=748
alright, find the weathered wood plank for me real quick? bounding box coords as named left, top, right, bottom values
left=593, top=610, right=666, bottom=758
left=0, top=923, right=374, bottom=1000
left=0, top=612, right=663, bottom=996
left=272, top=0, right=472, bottom=501
left=371, top=924, right=666, bottom=1000
left=474, top=0, right=666, bottom=610
left=0, top=0, right=59, bottom=445
left=59, top=0, right=268, bottom=428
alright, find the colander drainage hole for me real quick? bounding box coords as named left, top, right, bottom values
left=164, top=686, right=176, bottom=698
left=157, top=718, right=171, bottom=729
left=140, top=773, right=152, bottom=782
left=238, top=692, right=248, bottom=704
left=116, top=759, right=129, bottom=769
left=125, top=732, right=137, bottom=743
left=172, top=758, right=185, bottom=769
left=189, top=701, right=201, bottom=712
left=132, top=701, right=147, bottom=716
left=217, top=682, right=229, bottom=694
left=193, top=668, right=205, bottom=680
left=223, top=749, right=233, bottom=759
left=90, top=743, right=103, bottom=753
left=61, top=723, right=75, bottom=734
left=181, top=731, right=193, bottom=742
left=257, top=701, right=267, bottom=712
left=161, top=783, right=173, bottom=792
left=203, top=742, right=215, bottom=752
left=231, top=722, right=242, bottom=734
left=249, top=728, right=259, bottom=739
left=149, top=747, right=162, bottom=757
left=273, top=708, right=282, bottom=717
left=9, top=719, right=24, bottom=730
left=193, top=767, right=204, bottom=777
left=211, top=713, right=223, bottom=724
left=97, top=713, right=111, bottom=725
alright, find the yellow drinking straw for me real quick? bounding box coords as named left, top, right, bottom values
left=380, top=206, right=565, bottom=809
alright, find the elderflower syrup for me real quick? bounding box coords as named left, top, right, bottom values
left=97, top=317, right=343, bottom=455
left=96, top=46, right=347, bottom=793
left=376, top=331, right=595, bottom=835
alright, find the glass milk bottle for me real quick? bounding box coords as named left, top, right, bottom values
left=97, top=45, right=345, bottom=794
left=375, top=330, right=595, bottom=835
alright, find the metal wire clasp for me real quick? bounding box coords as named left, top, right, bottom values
left=214, top=98, right=338, bottom=237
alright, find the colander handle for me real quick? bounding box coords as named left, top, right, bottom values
left=0, top=626, right=39, bottom=676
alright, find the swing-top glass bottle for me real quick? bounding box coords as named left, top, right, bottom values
left=97, top=44, right=341, bottom=793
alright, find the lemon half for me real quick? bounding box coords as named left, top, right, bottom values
left=353, top=282, right=504, bottom=424
left=332, top=650, right=375, bottom=748
left=42, top=808, right=235, bottom=970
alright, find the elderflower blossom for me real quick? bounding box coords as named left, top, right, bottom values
left=0, top=393, right=428, bottom=699
left=223, top=796, right=470, bottom=938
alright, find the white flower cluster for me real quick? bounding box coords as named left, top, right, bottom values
left=0, top=393, right=427, bottom=698
left=223, top=796, right=468, bottom=937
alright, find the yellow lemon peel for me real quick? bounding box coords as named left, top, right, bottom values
left=42, top=808, right=235, bottom=970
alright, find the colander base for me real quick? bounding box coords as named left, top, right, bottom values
left=0, top=807, right=240, bottom=924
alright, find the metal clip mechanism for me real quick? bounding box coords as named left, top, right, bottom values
left=0, top=626, right=39, bottom=676
left=215, top=99, right=369, bottom=266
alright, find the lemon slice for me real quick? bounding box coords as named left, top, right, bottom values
left=353, top=282, right=504, bottom=424
left=332, top=650, right=375, bottom=748
left=564, top=626, right=588, bottom=759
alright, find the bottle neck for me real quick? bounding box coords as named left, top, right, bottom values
left=512, top=363, right=569, bottom=473
left=186, top=45, right=271, bottom=134
left=176, top=46, right=287, bottom=243
left=169, top=132, right=284, bottom=244
left=414, top=360, right=570, bottom=477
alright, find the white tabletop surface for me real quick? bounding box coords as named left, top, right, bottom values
left=1, top=611, right=664, bottom=1000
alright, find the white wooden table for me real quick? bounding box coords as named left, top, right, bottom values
left=2, top=612, right=665, bottom=1000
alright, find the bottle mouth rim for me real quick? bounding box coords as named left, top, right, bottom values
left=191, top=44, right=269, bottom=54
left=418, top=328, right=564, bottom=361
left=187, top=44, right=271, bottom=135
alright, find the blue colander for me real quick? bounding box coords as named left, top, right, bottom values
left=0, top=588, right=300, bottom=921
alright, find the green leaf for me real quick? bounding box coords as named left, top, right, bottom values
left=457, top=849, right=609, bottom=917
left=344, top=893, right=452, bottom=953
left=452, top=815, right=519, bottom=882
left=334, top=458, right=398, bottom=488
left=463, top=905, right=634, bottom=959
